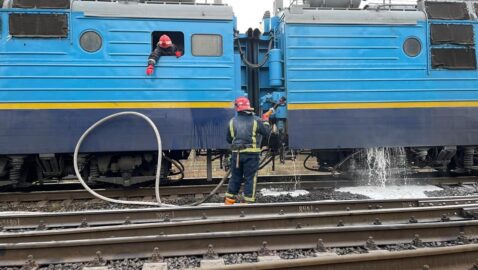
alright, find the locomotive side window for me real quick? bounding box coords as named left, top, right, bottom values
left=9, top=13, right=68, bottom=38
left=431, top=48, right=477, bottom=70
left=191, top=34, right=223, bottom=56
left=425, top=2, right=470, bottom=20
left=80, top=31, right=102, bottom=53
left=151, top=31, right=184, bottom=56
left=428, top=23, right=476, bottom=70
left=431, top=24, right=474, bottom=46
left=403, top=37, right=421, bottom=57
left=12, top=0, right=70, bottom=9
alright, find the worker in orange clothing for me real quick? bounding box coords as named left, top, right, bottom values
left=146, top=34, right=182, bottom=76
left=224, top=97, right=272, bottom=205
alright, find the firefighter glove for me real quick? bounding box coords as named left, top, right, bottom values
left=146, top=64, right=154, bottom=76
left=261, top=108, right=275, bottom=121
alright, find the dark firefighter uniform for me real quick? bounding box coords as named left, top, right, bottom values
left=225, top=97, right=271, bottom=204
left=146, top=34, right=182, bottom=76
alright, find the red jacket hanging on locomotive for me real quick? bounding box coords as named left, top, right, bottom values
left=146, top=35, right=182, bottom=76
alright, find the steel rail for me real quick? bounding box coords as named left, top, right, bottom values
left=0, top=204, right=470, bottom=243
left=205, top=244, right=478, bottom=270
left=1, top=220, right=478, bottom=266
left=1, top=176, right=476, bottom=203
left=2, top=197, right=478, bottom=229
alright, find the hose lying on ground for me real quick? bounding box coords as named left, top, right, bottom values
left=190, top=169, right=231, bottom=206
left=73, top=112, right=231, bottom=207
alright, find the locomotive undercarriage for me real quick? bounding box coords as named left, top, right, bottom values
left=0, top=146, right=476, bottom=188
left=308, top=146, right=478, bottom=176
left=0, top=151, right=190, bottom=188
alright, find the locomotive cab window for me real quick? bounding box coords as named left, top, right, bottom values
left=151, top=31, right=184, bottom=56
left=192, top=34, right=223, bottom=56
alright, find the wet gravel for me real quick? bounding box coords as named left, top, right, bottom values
left=425, top=185, right=478, bottom=197
left=257, top=190, right=370, bottom=203
left=0, top=199, right=154, bottom=212
left=195, top=189, right=370, bottom=204
left=0, top=256, right=201, bottom=270
left=384, top=237, right=478, bottom=251
left=6, top=183, right=478, bottom=214
left=0, top=189, right=370, bottom=212
left=223, top=253, right=258, bottom=265
left=332, top=246, right=368, bottom=255
left=278, top=249, right=317, bottom=259
left=2, top=240, right=476, bottom=270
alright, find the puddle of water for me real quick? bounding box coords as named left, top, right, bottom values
left=260, top=188, right=310, bottom=197
left=337, top=185, right=443, bottom=199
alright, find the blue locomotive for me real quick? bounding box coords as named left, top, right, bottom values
left=262, top=0, right=478, bottom=174
left=0, top=0, right=476, bottom=187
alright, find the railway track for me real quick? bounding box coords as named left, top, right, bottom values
left=2, top=196, right=478, bottom=229
left=2, top=197, right=478, bottom=268
left=2, top=177, right=478, bottom=269
left=2, top=220, right=478, bottom=267
left=1, top=176, right=476, bottom=203
left=0, top=203, right=473, bottom=243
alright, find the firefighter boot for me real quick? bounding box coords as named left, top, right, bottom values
left=224, top=197, right=236, bottom=205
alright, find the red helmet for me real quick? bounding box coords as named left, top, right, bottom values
left=158, top=35, right=172, bottom=49
left=234, top=97, right=253, bottom=112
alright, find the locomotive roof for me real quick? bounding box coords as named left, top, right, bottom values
left=283, top=8, right=426, bottom=24
left=71, top=1, right=234, bottom=20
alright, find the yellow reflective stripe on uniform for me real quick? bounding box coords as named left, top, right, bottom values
left=244, top=196, right=255, bottom=202
left=251, top=120, right=258, bottom=150
left=252, top=174, right=257, bottom=200
left=229, top=119, right=235, bottom=138
left=225, top=192, right=236, bottom=198
left=236, top=148, right=261, bottom=153
left=244, top=173, right=258, bottom=203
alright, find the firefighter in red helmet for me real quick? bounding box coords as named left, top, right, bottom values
left=146, top=35, right=182, bottom=76
left=224, top=97, right=271, bottom=205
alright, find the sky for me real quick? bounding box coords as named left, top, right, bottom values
left=195, top=0, right=275, bottom=32
left=224, top=0, right=274, bottom=32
